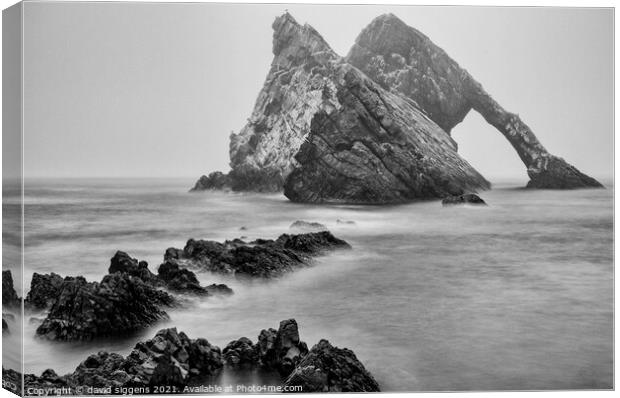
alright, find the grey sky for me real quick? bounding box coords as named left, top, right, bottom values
left=22, top=2, right=613, bottom=181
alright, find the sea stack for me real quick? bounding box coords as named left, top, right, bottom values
left=346, top=14, right=602, bottom=190
left=192, top=13, right=602, bottom=200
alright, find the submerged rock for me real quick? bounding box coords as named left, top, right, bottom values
left=167, top=231, right=350, bottom=278
left=442, top=193, right=487, bottom=206
left=290, top=220, right=327, bottom=231
left=336, top=219, right=356, bottom=225
left=2, top=270, right=21, bottom=308
left=346, top=13, right=602, bottom=190
left=36, top=274, right=174, bottom=341
left=25, top=272, right=64, bottom=310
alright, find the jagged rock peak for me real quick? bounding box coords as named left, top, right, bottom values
left=271, top=12, right=335, bottom=60
left=225, top=13, right=342, bottom=192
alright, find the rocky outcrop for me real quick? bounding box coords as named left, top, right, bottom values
left=346, top=13, right=602, bottom=190
left=284, top=339, right=380, bottom=392
left=23, top=328, right=224, bottom=391
left=36, top=274, right=175, bottom=341
left=442, top=193, right=487, bottom=206
left=2, top=270, right=20, bottom=308
left=25, top=272, right=64, bottom=310
left=23, top=319, right=379, bottom=392
left=195, top=13, right=490, bottom=202
left=165, top=231, right=351, bottom=278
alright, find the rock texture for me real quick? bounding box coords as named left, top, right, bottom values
left=346, top=13, right=602, bottom=190
left=284, top=339, right=380, bottom=392
left=31, top=251, right=234, bottom=341
left=164, top=231, right=351, bottom=278
left=22, top=319, right=379, bottom=392
left=283, top=65, right=490, bottom=203
left=36, top=274, right=174, bottom=341
left=22, top=328, right=224, bottom=391
left=25, top=272, right=64, bottom=310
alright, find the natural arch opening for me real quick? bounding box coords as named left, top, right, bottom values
left=450, top=111, right=528, bottom=188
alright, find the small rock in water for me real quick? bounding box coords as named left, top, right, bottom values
left=2, top=318, right=8, bottom=334
left=442, top=193, right=487, bottom=206
left=290, top=220, right=327, bottom=231
left=336, top=219, right=356, bottom=225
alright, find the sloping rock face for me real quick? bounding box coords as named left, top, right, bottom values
left=164, top=231, right=351, bottom=278
left=283, top=65, right=490, bottom=203
left=225, top=13, right=342, bottom=192
left=346, top=13, right=602, bottom=189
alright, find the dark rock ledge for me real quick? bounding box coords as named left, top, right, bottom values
left=164, top=231, right=351, bottom=278
left=23, top=231, right=350, bottom=341
left=27, top=251, right=232, bottom=341
left=18, top=319, right=379, bottom=393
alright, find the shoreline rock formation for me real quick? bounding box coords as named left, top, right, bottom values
left=192, top=12, right=602, bottom=201
left=164, top=231, right=351, bottom=278
left=31, top=251, right=233, bottom=341
left=21, top=319, right=380, bottom=393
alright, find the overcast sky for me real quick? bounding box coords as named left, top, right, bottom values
left=22, top=2, right=613, bottom=182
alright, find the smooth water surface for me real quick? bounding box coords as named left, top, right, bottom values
left=3, top=178, right=613, bottom=391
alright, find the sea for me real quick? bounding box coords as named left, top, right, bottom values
left=2, top=177, right=614, bottom=391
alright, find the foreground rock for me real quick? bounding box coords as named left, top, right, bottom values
left=36, top=273, right=175, bottom=341
left=23, top=319, right=379, bottom=392
left=2, top=270, right=21, bottom=308
left=165, top=231, right=351, bottom=278
left=442, top=193, right=487, bottom=206
left=346, top=13, right=602, bottom=190
left=284, top=339, right=380, bottom=392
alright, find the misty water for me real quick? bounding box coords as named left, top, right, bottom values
left=2, top=178, right=613, bottom=391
